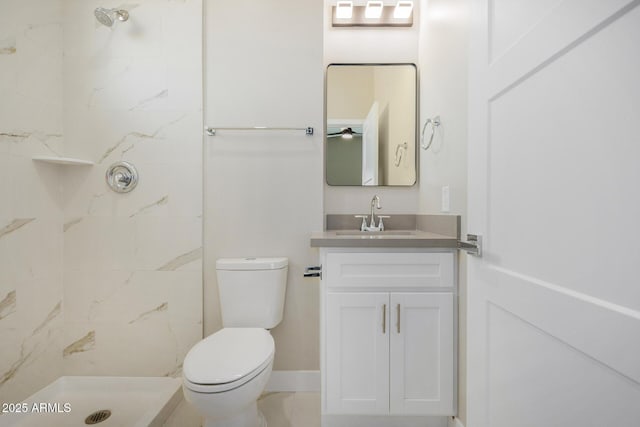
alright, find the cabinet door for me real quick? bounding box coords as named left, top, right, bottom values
left=326, top=292, right=389, bottom=414
left=390, top=292, right=454, bottom=415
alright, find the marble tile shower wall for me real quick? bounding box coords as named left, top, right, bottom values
left=60, top=0, right=203, bottom=377
left=0, top=0, right=203, bottom=402
left=0, top=0, right=66, bottom=402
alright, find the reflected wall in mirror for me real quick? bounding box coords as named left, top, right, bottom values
left=326, top=64, right=417, bottom=186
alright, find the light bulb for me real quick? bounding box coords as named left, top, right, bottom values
left=394, top=1, right=413, bottom=19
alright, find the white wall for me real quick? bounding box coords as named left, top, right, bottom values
left=324, top=0, right=421, bottom=215
left=0, top=0, right=65, bottom=402
left=418, top=0, right=469, bottom=422
left=418, top=0, right=469, bottom=218
left=373, top=65, right=417, bottom=185
left=327, top=66, right=374, bottom=119
left=204, top=0, right=323, bottom=371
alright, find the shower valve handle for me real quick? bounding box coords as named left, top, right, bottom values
left=115, top=172, right=131, bottom=185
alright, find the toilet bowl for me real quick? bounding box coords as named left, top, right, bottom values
left=182, top=257, right=288, bottom=427
left=183, top=328, right=274, bottom=427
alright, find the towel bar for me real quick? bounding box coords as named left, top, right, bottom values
left=205, top=126, right=314, bottom=136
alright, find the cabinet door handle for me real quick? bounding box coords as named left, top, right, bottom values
left=382, top=304, right=386, bottom=334
left=396, top=304, right=401, bottom=333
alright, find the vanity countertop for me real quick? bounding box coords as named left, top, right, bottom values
left=310, top=230, right=458, bottom=248
left=311, top=214, right=461, bottom=249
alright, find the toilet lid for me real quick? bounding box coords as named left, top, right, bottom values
left=183, top=328, right=274, bottom=385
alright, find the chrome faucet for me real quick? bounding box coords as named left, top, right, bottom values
left=355, top=195, right=389, bottom=231
left=369, top=195, right=381, bottom=229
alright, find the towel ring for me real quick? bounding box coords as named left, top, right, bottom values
left=421, top=116, right=441, bottom=151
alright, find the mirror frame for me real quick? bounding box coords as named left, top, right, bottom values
left=325, top=63, right=418, bottom=187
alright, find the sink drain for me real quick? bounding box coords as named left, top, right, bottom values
left=85, top=409, right=112, bottom=424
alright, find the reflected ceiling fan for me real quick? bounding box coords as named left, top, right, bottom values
left=327, top=127, right=363, bottom=139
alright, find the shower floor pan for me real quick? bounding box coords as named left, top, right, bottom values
left=0, top=376, right=182, bottom=427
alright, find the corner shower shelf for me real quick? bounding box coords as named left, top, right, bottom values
left=32, top=156, right=94, bottom=166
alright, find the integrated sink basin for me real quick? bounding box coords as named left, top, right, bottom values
left=335, top=230, right=417, bottom=237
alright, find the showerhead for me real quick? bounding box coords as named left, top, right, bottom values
left=94, top=8, right=114, bottom=27
left=94, top=7, right=129, bottom=27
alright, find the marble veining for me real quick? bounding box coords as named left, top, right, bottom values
left=129, top=195, right=169, bottom=218
left=0, top=299, right=60, bottom=387
left=86, top=273, right=135, bottom=321
left=164, top=315, right=182, bottom=378
left=98, top=131, right=161, bottom=164
left=117, top=114, right=188, bottom=158
left=0, top=218, right=36, bottom=240
left=0, top=347, right=34, bottom=387
left=122, top=143, right=136, bottom=155
left=0, top=36, right=16, bottom=54
left=63, top=331, right=96, bottom=357
left=96, top=115, right=186, bottom=164
left=34, top=133, right=63, bottom=156
left=63, top=218, right=83, bottom=232
left=0, top=132, right=30, bottom=140
left=31, top=301, right=61, bottom=336
left=87, top=193, right=106, bottom=215
left=129, top=89, right=168, bottom=111
left=129, top=302, right=168, bottom=324
left=157, top=247, right=202, bottom=271
left=0, top=131, right=62, bottom=150
left=0, top=290, right=16, bottom=320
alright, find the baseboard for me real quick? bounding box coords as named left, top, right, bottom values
left=448, top=417, right=465, bottom=427
left=265, top=370, right=320, bottom=392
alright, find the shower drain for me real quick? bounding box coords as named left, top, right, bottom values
left=85, top=409, right=112, bottom=424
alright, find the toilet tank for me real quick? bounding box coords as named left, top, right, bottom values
left=216, top=257, right=288, bottom=329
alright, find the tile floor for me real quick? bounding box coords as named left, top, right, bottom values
left=163, top=392, right=321, bottom=427
left=258, top=392, right=321, bottom=427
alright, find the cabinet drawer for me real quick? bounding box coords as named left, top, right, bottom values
left=325, top=252, right=454, bottom=289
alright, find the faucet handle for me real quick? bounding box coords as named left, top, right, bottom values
left=377, top=215, right=390, bottom=231
left=354, top=215, right=368, bottom=231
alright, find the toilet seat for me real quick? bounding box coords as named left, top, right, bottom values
left=183, top=328, right=274, bottom=393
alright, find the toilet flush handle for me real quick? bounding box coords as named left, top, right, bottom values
left=304, top=266, right=322, bottom=279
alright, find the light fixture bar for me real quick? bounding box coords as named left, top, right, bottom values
left=332, top=3, right=413, bottom=27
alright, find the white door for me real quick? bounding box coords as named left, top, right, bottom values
left=390, top=293, right=454, bottom=415
left=467, top=2, right=640, bottom=427
left=326, top=292, right=389, bottom=414
left=362, top=101, right=379, bottom=185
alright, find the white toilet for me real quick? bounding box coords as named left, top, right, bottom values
left=182, top=257, right=288, bottom=427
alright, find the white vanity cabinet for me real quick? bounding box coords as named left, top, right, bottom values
left=320, top=248, right=456, bottom=420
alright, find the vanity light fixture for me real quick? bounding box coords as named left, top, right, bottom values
left=335, top=1, right=353, bottom=19
left=332, top=1, right=413, bottom=27
left=394, top=1, right=413, bottom=18
left=365, top=1, right=384, bottom=19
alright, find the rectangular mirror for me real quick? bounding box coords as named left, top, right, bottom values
left=326, top=63, right=417, bottom=186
